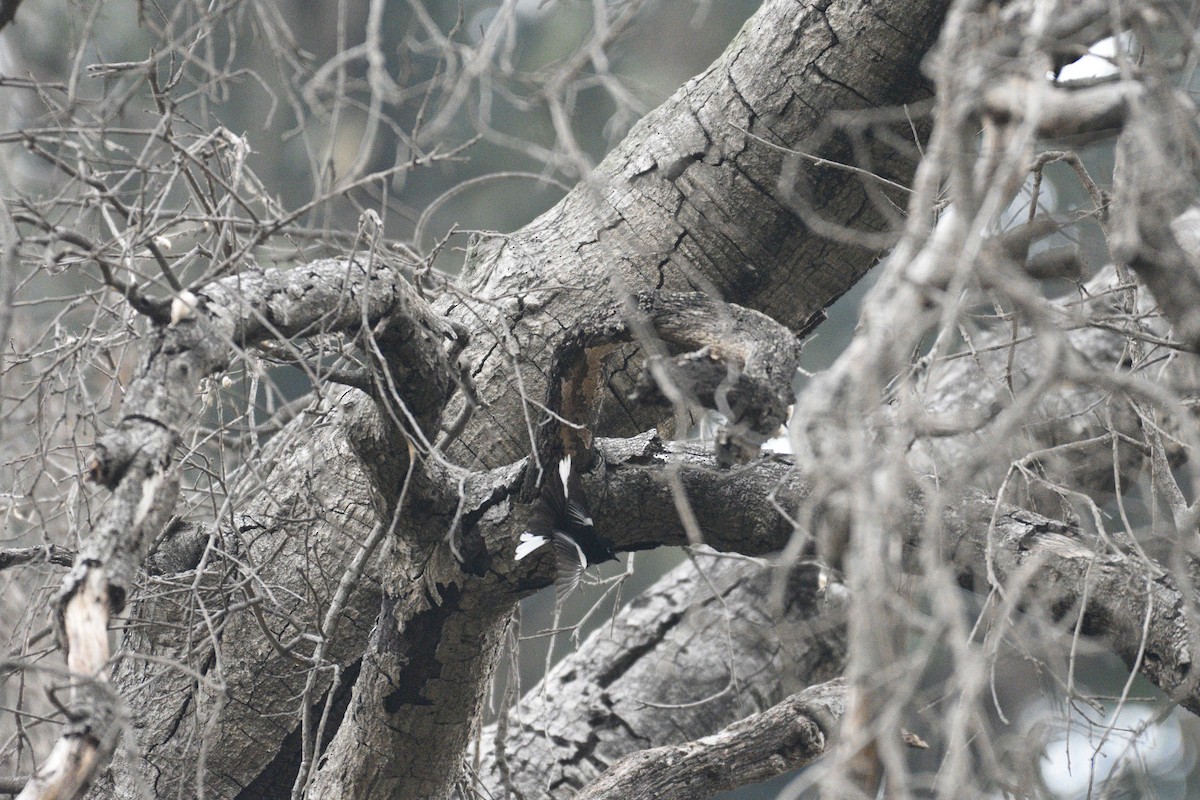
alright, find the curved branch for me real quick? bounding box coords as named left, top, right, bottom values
left=442, top=0, right=951, bottom=468
left=69, top=0, right=956, bottom=795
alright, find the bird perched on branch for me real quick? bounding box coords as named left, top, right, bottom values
left=515, top=455, right=616, bottom=601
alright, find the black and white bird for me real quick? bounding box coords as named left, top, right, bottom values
left=515, top=454, right=616, bottom=601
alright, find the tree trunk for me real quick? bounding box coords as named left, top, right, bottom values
left=85, top=0, right=953, bottom=797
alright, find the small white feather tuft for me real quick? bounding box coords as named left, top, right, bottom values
left=567, top=503, right=593, bottom=529
left=558, top=455, right=572, bottom=498
left=515, top=532, right=548, bottom=561
left=170, top=290, right=198, bottom=326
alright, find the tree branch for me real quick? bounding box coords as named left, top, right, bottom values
left=71, top=0, right=954, bottom=795
left=462, top=550, right=847, bottom=799
left=26, top=256, right=452, bottom=800
left=574, top=679, right=846, bottom=800
left=440, top=0, right=951, bottom=468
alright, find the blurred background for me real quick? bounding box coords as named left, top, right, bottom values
left=2, top=1, right=1197, bottom=797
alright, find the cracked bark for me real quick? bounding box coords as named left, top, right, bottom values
left=439, top=0, right=948, bottom=467
left=57, top=7, right=1200, bottom=800
left=64, top=0, right=957, bottom=797
left=58, top=257, right=456, bottom=800
left=300, top=0, right=950, bottom=792
left=464, top=539, right=847, bottom=799
left=572, top=679, right=846, bottom=800
left=458, top=332, right=1200, bottom=798
left=44, top=0, right=1200, bottom=796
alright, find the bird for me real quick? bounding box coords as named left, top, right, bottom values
left=515, top=454, right=616, bottom=601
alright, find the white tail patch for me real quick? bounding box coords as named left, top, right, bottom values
left=515, top=532, right=548, bottom=561
left=169, top=290, right=198, bottom=325
left=558, top=455, right=572, bottom=498
left=552, top=531, right=587, bottom=602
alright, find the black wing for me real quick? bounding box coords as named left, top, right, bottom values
left=551, top=530, right=587, bottom=603
left=545, top=455, right=594, bottom=531
left=544, top=455, right=570, bottom=519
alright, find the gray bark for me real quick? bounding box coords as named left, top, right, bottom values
left=438, top=0, right=948, bottom=467
left=303, top=0, right=951, bottom=792
left=461, top=359, right=1200, bottom=798
left=82, top=0, right=955, bottom=794
left=572, top=679, right=847, bottom=800
left=50, top=257, right=453, bottom=800
left=464, top=507, right=847, bottom=799
left=53, top=0, right=1200, bottom=799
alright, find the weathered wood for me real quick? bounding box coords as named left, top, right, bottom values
left=439, top=0, right=948, bottom=469
left=72, top=0, right=955, bottom=795
left=462, top=397, right=1200, bottom=797
left=573, top=679, right=846, bottom=800
left=300, top=0, right=953, bottom=796
left=37, top=257, right=453, bottom=800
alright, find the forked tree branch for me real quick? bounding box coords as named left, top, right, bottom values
left=20, top=257, right=454, bottom=800
left=45, top=0, right=953, bottom=794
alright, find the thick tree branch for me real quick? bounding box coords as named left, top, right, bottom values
left=27, top=257, right=451, bottom=800
left=983, top=78, right=1142, bottom=141
left=74, top=0, right=954, bottom=795
left=298, top=0, right=953, bottom=795
left=461, top=414, right=1200, bottom=797
left=574, top=679, right=846, bottom=800
left=441, top=0, right=951, bottom=468
left=462, top=551, right=847, bottom=799
left=0, top=545, right=74, bottom=570
left=97, top=389, right=390, bottom=800
left=598, top=435, right=1200, bottom=707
